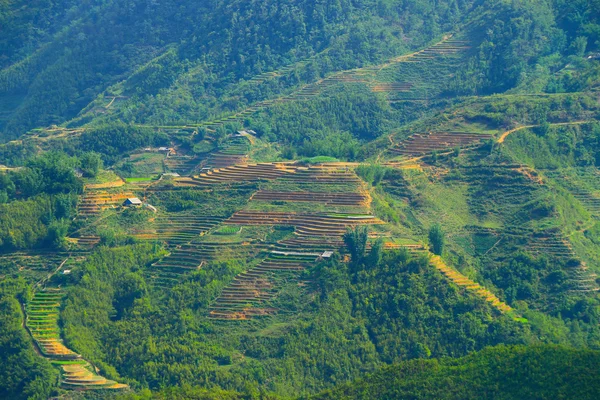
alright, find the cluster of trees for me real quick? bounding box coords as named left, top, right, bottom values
left=0, top=123, right=169, bottom=168
left=0, top=0, right=484, bottom=139
left=247, top=88, right=395, bottom=159
left=1, top=230, right=600, bottom=397
left=0, top=152, right=84, bottom=250
left=504, top=122, right=600, bottom=169
left=447, top=0, right=600, bottom=95
left=314, top=344, right=600, bottom=399
left=45, top=239, right=529, bottom=395
left=355, top=164, right=386, bottom=186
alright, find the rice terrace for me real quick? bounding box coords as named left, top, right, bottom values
left=1, top=1, right=600, bottom=399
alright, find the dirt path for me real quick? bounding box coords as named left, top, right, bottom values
left=496, top=125, right=535, bottom=144
left=497, top=120, right=595, bottom=144
left=105, top=96, right=116, bottom=109
left=35, top=256, right=70, bottom=290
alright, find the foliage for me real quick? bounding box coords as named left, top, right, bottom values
left=313, top=344, right=600, bottom=400
left=0, top=152, right=80, bottom=250
left=504, top=123, right=600, bottom=169
left=0, top=0, right=484, bottom=139
left=428, top=223, right=445, bottom=255
left=1, top=1, right=600, bottom=399
left=356, top=164, right=386, bottom=186
left=0, top=279, right=59, bottom=399
left=344, top=226, right=369, bottom=266
left=77, top=124, right=169, bottom=164
left=79, top=151, right=103, bottom=177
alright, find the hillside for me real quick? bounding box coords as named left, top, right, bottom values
left=1, top=0, right=600, bottom=399
left=312, top=345, right=600, bottom=400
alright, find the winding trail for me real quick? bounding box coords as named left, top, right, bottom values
left=34, top=257, right=70, bottom=290
left=497, top=120, right=596, bottom=144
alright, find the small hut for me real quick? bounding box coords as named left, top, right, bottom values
left=123, top=198, right=142, bottom=207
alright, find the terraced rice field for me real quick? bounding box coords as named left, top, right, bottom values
left=66, top=235, right=101, bottom=249
left=466, top=223, right=599, bottom=294
left=142, top=163, right=400, bottom=317
left=146, top=241, right=267, bottom=288
left=26, top=290, right=128, bottom=390
left=205, top=137, right=251, bottom=168
left=390, top=132, right=493, bottom=156
left=197, top=36, right=471, bottom=129
left=527, top=232, right=575, bottom=258
left=77, top=190, right=136, bottom=217
left=179, top=163, right=363, bottom=187
left=454, top=164, right=544, bottom=221
left=429, top=255, right=514, bottom=315
left=250, top=190, right=368, bottom=206
left=0, top=251, right=70, bottom=278
left=164, top=154, right=203, bottom=175
left=543, top=168, right=600, bottom=216
left=209, top=174, right=382, bottom=319
left=279, top=166, right=362, bottom=185
left=132, top=214, right=224, bottom=245
left=210, top=240, right=423, bottom=320
left=60, top=362, right=128, bottom=390
left=209, top=251, right=319, bottom=320
left=27, top=290, right=79, bottom=359
left=224, top=211, right=383, bottom=239
left=371, top=82, right=413, bottom=92
left=571, top=190, right=600, bottom=215
left=223, top=211, right=383, bottom=261
left=380, top=172, right=412, bottom=202
left=370, top=39, right=471, bottom=100
left=84, top=179, right=125, bottom=190
left=182, top=163, right=295, bottom=186
left=526, top=231, right=599, bottom=292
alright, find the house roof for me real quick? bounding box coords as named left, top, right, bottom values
left=124, top=197, right=142, bottom=205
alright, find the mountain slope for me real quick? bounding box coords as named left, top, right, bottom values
left=312, top=345, right=600, bottom=400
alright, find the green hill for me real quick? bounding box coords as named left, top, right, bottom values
left=312, top=344, right=600, bottom=400
left=1, top=0, right=600, bottom=399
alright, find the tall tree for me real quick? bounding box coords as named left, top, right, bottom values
left=344, top=226, right=369, bottom=265
left=429, top=223, right=445, bottom=256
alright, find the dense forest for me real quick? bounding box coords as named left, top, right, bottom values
left=1, top=0, right=600, bottom=399
left=313, top=344, right=600, bottom=400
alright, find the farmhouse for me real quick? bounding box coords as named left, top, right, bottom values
left=123, top=198, right=143, bottom=207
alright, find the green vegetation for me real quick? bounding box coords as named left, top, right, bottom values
left=214, top=226, right=241, bottom=235
left=428, top=224, right=445, bottom=255
left=0, top=279, right=59, bottom=400
left=1, top=0, right=600, bottom=398
left=314, top=345, right=600, bottom=400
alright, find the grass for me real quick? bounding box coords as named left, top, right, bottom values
left=298, top=156, right=339, bottom=165
left=214, top=226, right=241, bottom=235
left=125, top=176, right=157, bottom=182
left=116, top=152, right=166, bottom=177
left=83, top=170, right=122, bottom=185
left=193, top=140, right=216, bottom=154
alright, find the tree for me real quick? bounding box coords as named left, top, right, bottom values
left=429, top=224, right=444, bottom=255
left=46, top=220, right=69, bottom=249
left=79, top=152, right=102, bottom=177
left=344, top=226, right=369, bottom=265
left=366, top=238, right=383, bottom=267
